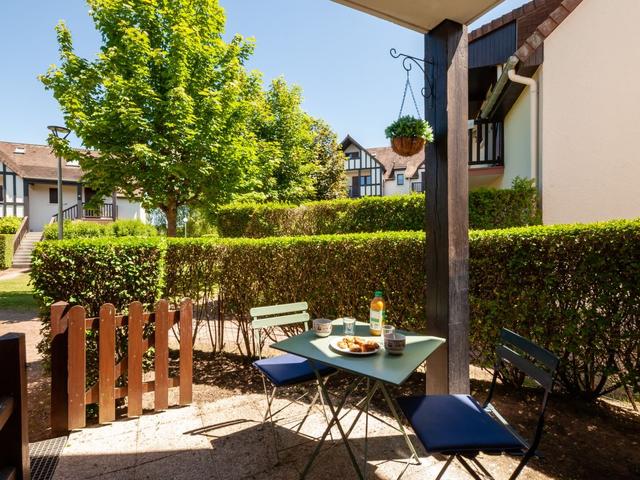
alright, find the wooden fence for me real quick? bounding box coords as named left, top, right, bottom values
left=51, top=299, right=193, bottom=432
left=0, top=333, right=30, bottom=480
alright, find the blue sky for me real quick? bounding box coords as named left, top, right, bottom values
left=0, top=0, right=528, bottom=148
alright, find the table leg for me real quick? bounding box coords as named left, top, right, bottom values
left=300, top=370, right=364, bottom=479
left=379, top=382, right=421, bottom=465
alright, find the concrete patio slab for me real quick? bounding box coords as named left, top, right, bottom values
left=52, top=393, right=546, bottom=479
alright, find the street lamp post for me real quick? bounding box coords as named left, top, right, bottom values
left=47, top=125, right=71, bottom=240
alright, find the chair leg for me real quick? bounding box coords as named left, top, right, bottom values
left=261, top=375, right=280, bottom=464
left=294, top=389, right=320, bottom=434
left=435, top=456, right=455, bottom=480
left=456, top=455, right=492, bottom=480
left=316, top=380, right=335, bottom=443
left=509, top=450, right=534, bottom=480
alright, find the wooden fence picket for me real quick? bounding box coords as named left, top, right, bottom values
left=50, top=298, right=193, bottom=431
left=179, top=298, right=193, bottom=405
left=67, top=306, right=86, bottom=430
left=98, top=304, right=116, bottom=424
left=127, top=301, right=144, bottom=417
left=154, top=299, right=169, bottom=411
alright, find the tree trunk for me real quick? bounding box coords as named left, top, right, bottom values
left=165, top=199, right=178, bottom=237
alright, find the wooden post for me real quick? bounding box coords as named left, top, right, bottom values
left=0, top=333, right=30, bottom=480
left=424, top=20, right=470, bottom=395
left=67, top=306, right=87, bottom=429
left=50, top=301, right=70, bottom=434
left=127, top=302, right=144, bottom=417
left=111, top=191, right=118, bottom=220
left=179, top=298, right=193, bottom=406
left=98, top=304, right=116, bottom=423
left=154, top=299, right=169, bottom=411
left=77, top=184, right=83, bottom=220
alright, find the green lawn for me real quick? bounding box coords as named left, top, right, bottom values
left=0, top=273, right=37, bottom=311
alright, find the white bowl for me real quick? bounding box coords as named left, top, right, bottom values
left=384, top=333, right=406, bottom=355
left=313, top=318, right=333, bottom=337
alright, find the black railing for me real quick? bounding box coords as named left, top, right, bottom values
left=52, top=202, right=117, bottom=223
left=411, top=182, right=424, bottom=193
left=469, top=120, right=504, bottom=167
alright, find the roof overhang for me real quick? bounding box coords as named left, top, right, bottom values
left=331, top=0, right=506, bottom=32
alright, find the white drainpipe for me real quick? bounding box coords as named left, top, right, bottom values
left=507, top=68, right=538, bottom=183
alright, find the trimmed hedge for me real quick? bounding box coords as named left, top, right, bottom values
left=32, top=219, right=640, bottom=400
left=43, top=219, right=157, bottom=240
left=0, top=216, right=22, bottom=234
left=31, top=237, right=165, bottom=364
left=0, top=234, right=14, bottom=268
left=217, top=177, right=539, bottom=237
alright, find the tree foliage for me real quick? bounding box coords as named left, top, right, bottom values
left=41, top=0, right=261, bottom=236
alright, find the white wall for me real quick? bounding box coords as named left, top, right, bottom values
left=384, top=169, right=411, bottom=196
left=28, top=184, right=146, bottom=231
left=541, top=0, right=640, bottom=224
left=29, top=183, right=79, bottom=231
left=502, top=70, right=542, bottom=189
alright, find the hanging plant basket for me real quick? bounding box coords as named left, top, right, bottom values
left=391, top=136, right=425, bottom=157
left=385, top=115, right=434, bottom=158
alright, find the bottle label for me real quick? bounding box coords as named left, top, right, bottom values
left=370, top=309, right=383, bottom=332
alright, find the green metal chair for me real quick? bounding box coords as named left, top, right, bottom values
left=397, top=329, right=559, bottom=480
left=251, top=302, right=336, bottom=461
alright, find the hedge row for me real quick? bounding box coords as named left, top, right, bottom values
left=31, top=219, right=640, bottom=400
left=217, top=177, right=539, bottom=237
left=0, top=216, right=22, bottom=234
left=43, top=219, right=158, bottom=240
left=0, top=234, right=13, bottom=268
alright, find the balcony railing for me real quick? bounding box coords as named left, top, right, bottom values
left=411, top=182, right=424, bottom=193
left=469, top=120, right=504, bottom=167
left=51, top=202, right=117, bottom=223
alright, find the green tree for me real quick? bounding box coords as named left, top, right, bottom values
left=309, top=119, right=346, bottom=200
left=242, top=78, right=345, bottom=203
left=41, top=0, right=261, bottom=236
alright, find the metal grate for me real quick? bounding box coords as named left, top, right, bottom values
left=30, top=436, right=67, bottom=480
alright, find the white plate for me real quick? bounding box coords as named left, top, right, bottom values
left=330, top=338, right=381, bottom=356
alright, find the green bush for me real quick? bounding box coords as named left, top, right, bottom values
left=0, top=216, right=23, bottom=234
left=32, top=219, right=640, bottom=400
left=43, top=219, right=157, bottom=240
left=217, top=178, right=539, bottom=237
left=31, top=237, right=165, bottom=366
left=0, top=234, right=14, bottom=268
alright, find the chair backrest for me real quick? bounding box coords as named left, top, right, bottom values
left=496, top=329, right=559, bottom=392
left=250, top=302, right=309, bottom=358
left=485, top=329, right=560, bottom=457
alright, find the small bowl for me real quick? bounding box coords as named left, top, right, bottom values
left=313, top=318, right=333, bottom=337
left=384, top=333, right=406, bottom=355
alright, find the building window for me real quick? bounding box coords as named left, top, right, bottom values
left=347, top=152, right=361, bottom=160
left=360, top=175, right=372, bottom=186
left=397, top=173, right=405, bottom=185
left=49, top=188, right=58, bottom=204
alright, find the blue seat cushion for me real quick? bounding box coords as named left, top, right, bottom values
left=397, top=395, right=526, bottom=454
left=253, top=354, right=336, bottom=387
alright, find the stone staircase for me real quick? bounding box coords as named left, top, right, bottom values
left=12, top=231, right=43, bottom=269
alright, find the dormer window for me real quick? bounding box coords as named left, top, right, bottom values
left=13, top=147, right=25, bottom=154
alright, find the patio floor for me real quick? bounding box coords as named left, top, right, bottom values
left=52, top=393, right=550, bottom=480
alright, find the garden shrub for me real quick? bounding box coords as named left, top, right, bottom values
left=43, top=219, right=157, bottom=240
left=0, top=216, right=23, bottom=234
left=217, top=177, right=539, bottom=237
left=32, top=219, right=640, bottom=400
left=0, top=234, right=14, bottom=268
left=31, top=237, right=165, bottom=367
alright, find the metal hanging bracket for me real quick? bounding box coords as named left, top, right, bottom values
left=390, top=48, right=435, bottom=104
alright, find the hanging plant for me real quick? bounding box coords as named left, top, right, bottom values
left=385, top=115, right=434, bottom=157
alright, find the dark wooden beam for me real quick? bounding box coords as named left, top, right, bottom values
left=424, top=20, right=470, bottom=395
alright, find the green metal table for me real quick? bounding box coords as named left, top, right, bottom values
left=272, top=319, right=445, bottom=479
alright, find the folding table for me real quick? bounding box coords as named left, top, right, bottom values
left=272, top=319, right=445, bottom=479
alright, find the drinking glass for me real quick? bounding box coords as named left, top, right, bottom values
left=383, top=325, right=395, bottom=338
left=343, top=317, right=356, bottom=336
